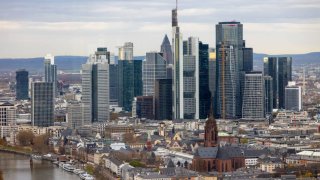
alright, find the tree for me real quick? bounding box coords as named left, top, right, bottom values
left=123, top=133, right=136, bottom=143
left=85, top=164, right=95, bottom=175
left=0, top=137, right=7, bottom=146
left=129, top=160, right=145, bottom=167
left=33, top=134, right=50, bottom=154
left=17, top=130, right=34, bottom=146
left=58, top=146, right=65, bottom=155
left=240, top=138, right=248, bottom=144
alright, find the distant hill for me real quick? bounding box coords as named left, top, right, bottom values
left=0, top=56, right=145, bottom=73
left=0, top=53, right=318, bottom=73
left=253, top=52, right=320, bottom=67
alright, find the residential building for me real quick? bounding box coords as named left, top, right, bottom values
left=16, top=69, right=29, bottom=100
left=0, top=102, right=16, bottom=126
left=31, top=82, right=54, bottom=127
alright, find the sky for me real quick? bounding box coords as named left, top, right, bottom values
left=0, top=0, right=319, bottom=58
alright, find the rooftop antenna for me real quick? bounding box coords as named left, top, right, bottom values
left=176, top=0, right=178, bottom=9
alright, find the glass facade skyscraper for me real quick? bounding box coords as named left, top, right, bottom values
left=142, top=52, right=167, bottom=96
left=16, top=69, right=29, bottom=100
left=199, top=42, right=211, bottom=119
left=31, top=82, right=54, bottom=127
left=155, top=79, right=172, bottom=120
left=44, top=54, right=58, bottom=97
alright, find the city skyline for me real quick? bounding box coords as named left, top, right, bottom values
left=0, top=0, right=319, bottom=58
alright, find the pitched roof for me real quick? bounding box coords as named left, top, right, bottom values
left=195, top=147, right=218, bottom=158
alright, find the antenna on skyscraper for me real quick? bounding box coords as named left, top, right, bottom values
left=176, top=0, right=178, bottom=10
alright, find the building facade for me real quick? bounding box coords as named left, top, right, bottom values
left=285, top=83, right=302, bottom=111
left=16, top=69, right=29, bottom=100
left=142, top=52, right=167, bottom=96
left=109, top=64, right=118, bottom=106
left=264, top=76, right=273, bottom=115
left=82, top=48, right=110, bottom=124
left=0, top=102, right=16, bottom=126
left=31, top=82, right=54, bottom=127
left=242, top=72, right=265, bottom=119
left=44, top=54, right=58, bottom=97
left=67, top=101, right=83, bottom=129
left=135, top=96, right=154, bottom=119
left=155, top=79, right=173, bottom=120
left=199, top=42, right=211, bottom=119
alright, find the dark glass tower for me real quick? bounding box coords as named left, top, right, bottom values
left=243, top=48, right=253, bottom=72
left=16, top=69, right=29, bottom=100
left=155, top=79, right=172, bottom=120
left=118, top=60, right=142, bottom=111
left=278, top=57, right=292, bottom=109
left=264, top=76, right=273, bottom=115
left=199, top=42, right=211, bottom=119
left=109, top=64, right=118, bottom=106
left=31, top=82, right=54, bottom=127
left=263, top=57, right=278, bottom=109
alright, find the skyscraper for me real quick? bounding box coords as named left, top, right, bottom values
left=263, top=57, right=292, bottom=109
left=278, top=57, right=292, bottom=109
left=264, top=76, right=273, bottom=115
left=142, top=52, right=167, bottom=96
left=16, top=69, right=29, bottom=100
left=134, top=96, right=154, bottom=119
left=215, top=21, right=244, bottom=119
left=119, top=42, right=133, bottom=61
left=31, top=82, right=54, bottom=127
left=285, top=82, right=302, bottom=111
left=199, top=42, right=211, bottom=119
left=242, top=72, right=265, bottom=119
left=109, top=64, right=118, bottom=106
left=243, top=47, right=253, bottom=72
left=118, top=42, right=142, bottom=111
left=182, top=37, right=200, bottom=119
left=44, top=54, right=58, bottom=97
left=155, top=79, right=172, bottom=120
left=160, top=34, right=173, bottom=65
left=172, top=3, right=184, bottom=120
left=82, top=48, right=110, bottom=124
left=208, top=48, right=216, bottom=111
left=263, top=57, right=278, bottom=109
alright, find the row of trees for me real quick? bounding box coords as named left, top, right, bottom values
left=16, top=130, right=51, bottom=154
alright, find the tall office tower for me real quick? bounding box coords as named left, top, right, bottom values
left=109, top=53, right=116, bottom=65
left=216, top=21, right=244, bottom=119
left=199, top=42, right=211, bottom=119
left=16, top=69, right=29, bottom=100
left=278, top=57, right=292, bottom=109
left=263, top=57, right=292, bottom=109
left=109, top=64, right=118, bottom=106
left=243, top=48, right=253, bottom=72
left=242, top=72, right=265, bottom=119
left=155, top=79, right=172, bottom=120
left=82, top=48, right=110, bottom=124
left=182, top=37, right=200, bottom=119
left=0, top=102, right=16, bottom=126
left=134, top=96, right=154, bottom=119
left=31, top=82, right=54, bottom=127
left=67, top=101, right=83, bottom=129
left=285, top=82, right=302, bottom=111
left=216, top=45, right=238, bottom=119
left=172, top=2, right=184, bottom=120
left=263, top=57, right=278, bottom=108
left=118, top=42, right=133, bottom=61
left=264, top=76, right=273, bottom=115
left=142, top=52, right=167, bottom=96
left=208, top=48, right=216, bottom=108
left=118, top=42, right=142, bottom=111
left=161, top=34, right=173, bottom=65
left=44, top=54, right=58, bottom=97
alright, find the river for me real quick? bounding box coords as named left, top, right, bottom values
left=0, top=152, right=80, bottom=180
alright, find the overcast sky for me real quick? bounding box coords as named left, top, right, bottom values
left=0, top=0, right=319, bottom=58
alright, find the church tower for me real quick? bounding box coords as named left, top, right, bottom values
left=204, top=100, right=218, bottom=147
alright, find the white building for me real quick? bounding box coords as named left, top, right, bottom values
left=285, top=82, right=302, bottom=111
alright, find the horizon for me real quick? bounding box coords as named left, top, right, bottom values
left=1, top=0, right=320, bottom=58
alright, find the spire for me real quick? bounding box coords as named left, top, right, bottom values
left=172, top=0, right=178, bottom=27
left=176, top=0, right=178, bottom=10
